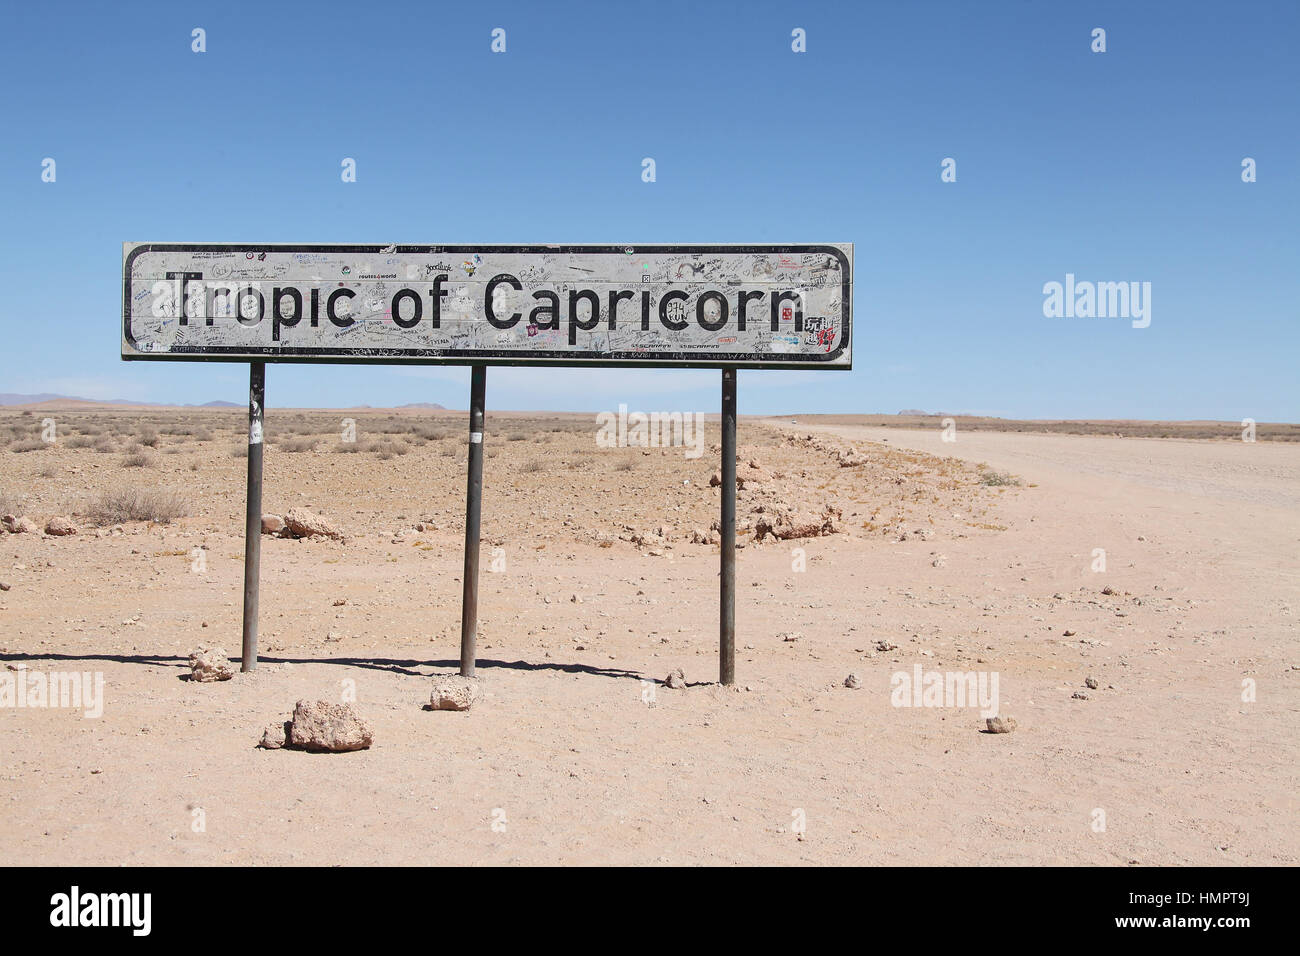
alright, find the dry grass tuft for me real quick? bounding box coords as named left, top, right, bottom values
left=88, top=487, right=188, bottom=525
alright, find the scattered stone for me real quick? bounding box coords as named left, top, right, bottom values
left=1063, top=629, right=1076, bottom=637
left=876, top=640, right=898, bottom=652
left=283, top=508, right=344, bottom=541
left=843, top=673, right=861, bottom=689
left=986, top=716, right=1017, bottom=734
left=2, top=515, right=37, bottom=534
left=0, top=581, right=9, bottom=591
left=664, top=668, right=686, bottom=690
left=753, top=508, right=840, bottom=541
left=428, top=675, right=481, bottom=711
left=1085, top=676, right=1099, bottom=690
left=261, top=514, right=285, bottom=535
left=289, top=700, right=374, bottom=752
left=188, top=646, right=235, bottom=682
left=259, top=720, right=291, bottom=749
left=781, top=631, right=802, bottom=642
left=44, top=516, right=77, bottom=536
left=931, top=554, right=946, bottom=568
left=1072, top=691, right=1090, bottom=700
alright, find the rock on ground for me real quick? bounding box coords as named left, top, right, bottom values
left=283, top=508, right=343, bottom=540
left=44, top=516, right=77, bottom=536
left=2, top=515, right=38, bottom=534
left=188, top=646, right=235, bottom=682
left=259, top=720, right=291, bottom=749
left=844, top=673, right=861, bottom=689
left=986, top=716, right=1017, bottom=734
left=289, top=700, right=374, bottom=752
left=261, top=514, right=285, bottom=535
left=428, top=675, right=481, bottom=711
left=664, top=668, right=686, bottom=690
left=752, top=508, right=841, bottom=541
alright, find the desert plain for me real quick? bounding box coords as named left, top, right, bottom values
left=0, top=406, right=1296, bottom=865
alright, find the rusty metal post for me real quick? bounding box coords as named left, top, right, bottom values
left=459, top=364, right=487, bottom=677
left=720, top=368, right=736, bottom=685
left=240, top=362, right=265, bottom=672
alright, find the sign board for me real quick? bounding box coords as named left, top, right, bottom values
left=122, top=244, right=851, bottom=369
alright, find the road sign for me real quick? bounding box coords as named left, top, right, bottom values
left=122, top=243, right=852, bottom=369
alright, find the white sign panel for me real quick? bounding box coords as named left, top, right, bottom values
left=123, top=244, right=851, bottom=369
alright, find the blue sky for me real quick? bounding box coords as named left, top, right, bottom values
left=2, top=0, right=1296, bottom=420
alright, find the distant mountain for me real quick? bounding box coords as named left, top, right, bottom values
left=0, top=393, right=137, bottom=406
left=0, top=393, right=444, bottom=410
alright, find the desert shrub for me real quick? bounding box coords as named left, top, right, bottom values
left=979, top=470, right=1021, bottom=487
left=278, top=437, right=317, bottom=453
left=0, top=490, right=23, bottom=515
left=10, top=439, right=48, bottom=453
left=194, top=429, right=214, bottom=442
left=87, top=487, right=188, bottom=525
left=38, top=465, right=57, bottom=478
left=521, top=459, right=546, bottom=473
left=93, top=436, right=116, bottom=454
left=66, top=435, right=94, bottom=448
left=122, top=450, right=155, bottom=468
left=138, top=428, right=160, bottom=447
left=231, top=446, right=248, bottom=458
left=334, top=442, right=362, bottom=453
left=507, top=433, right=528, bottom=442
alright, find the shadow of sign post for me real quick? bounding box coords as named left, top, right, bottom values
left=122, top=243, right=853, bottom=684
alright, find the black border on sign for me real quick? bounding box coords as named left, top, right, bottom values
left=122, top=244, right=852, bottom=370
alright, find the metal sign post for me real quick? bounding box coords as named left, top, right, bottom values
left=459, top=365, right=487, bottom=677
left=241, top=361, right=265, bottom=671
left=122, top=243, right=851, bottom=685
left=720, top=368, right=737, bottom=685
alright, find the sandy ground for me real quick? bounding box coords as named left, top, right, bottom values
left=1, top=412, right=1296, bottom=865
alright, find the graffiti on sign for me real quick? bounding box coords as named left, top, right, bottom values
left=122, top=244, right=852, bottom=369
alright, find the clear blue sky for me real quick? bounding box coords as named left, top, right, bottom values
left=2, top=0, right=1296, bottom=420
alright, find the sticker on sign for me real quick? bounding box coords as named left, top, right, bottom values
left=122, top=244, right=851, bottom=369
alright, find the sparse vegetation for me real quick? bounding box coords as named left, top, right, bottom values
left=979, top=470, right=1021, bottom=487
left=88, top=487, right=188, bottom=525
